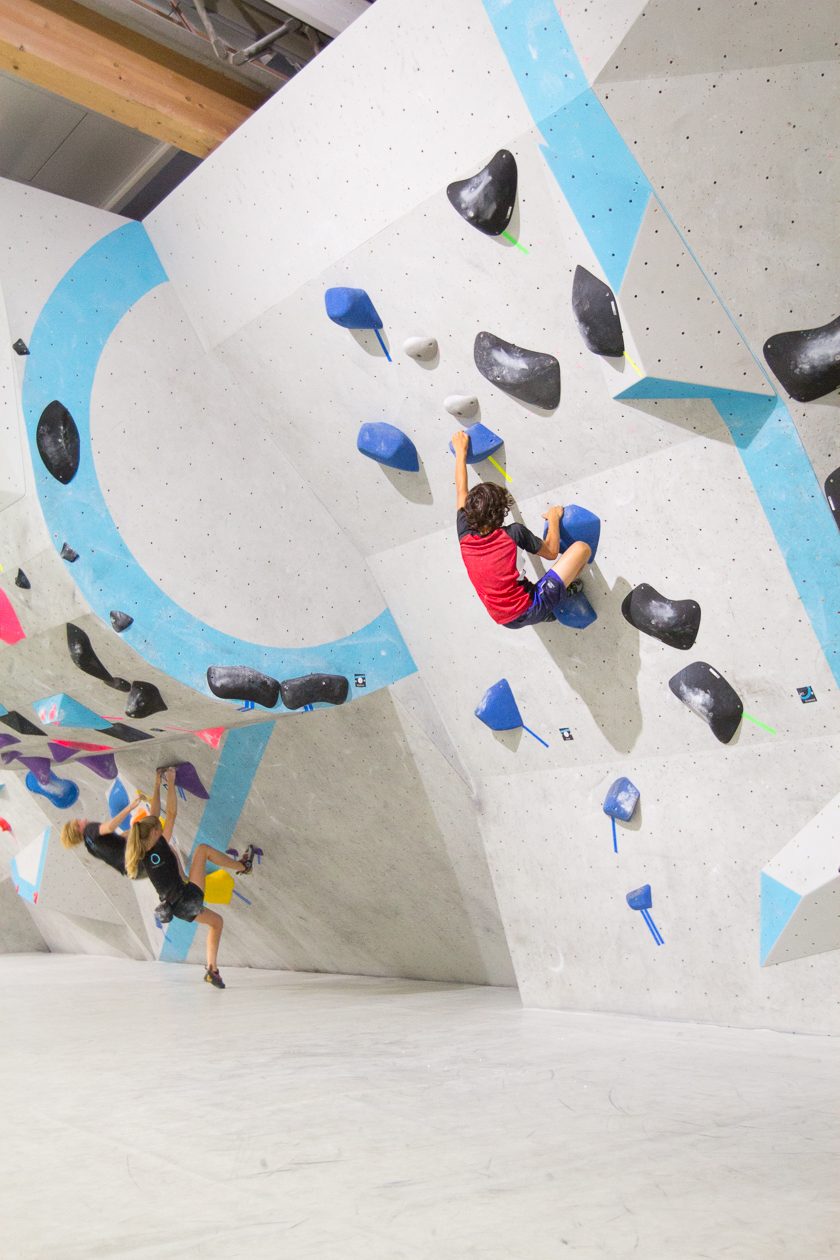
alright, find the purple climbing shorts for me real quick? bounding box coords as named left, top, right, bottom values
left=503, top=571, right=567, bottom=628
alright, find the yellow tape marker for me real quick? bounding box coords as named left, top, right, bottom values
left=623, top=349, right=643, bottom=377
left=487, top=455, right=512, bottom=482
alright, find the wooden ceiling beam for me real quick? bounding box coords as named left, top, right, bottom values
left=0, top=0, right=268, bottom=157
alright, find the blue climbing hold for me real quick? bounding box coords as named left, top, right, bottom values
left=603, top=776, right=640, bottom=821
left=357, top=422, right=419, bottom=472
left=626, top=884, right=652, bottom=911
left=108, top=777, right=131, bottom=830
left=325, top=287, right=383, bottom=330
left=448, top=423, right=504, bottom=464
left=555, top=587, right=597, bottom=629
left=559, top=504, right=601, bottom=562
left=25, top=770, right=79, bottom=809
left=474, top=679, right=523, bottom=731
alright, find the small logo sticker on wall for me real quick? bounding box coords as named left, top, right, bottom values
left=354, top=674, right=367, bottom=688
left=797, top=686, right=817, bottom=703
left=559, top=727, right=574, bottom=741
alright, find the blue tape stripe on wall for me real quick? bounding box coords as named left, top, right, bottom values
left=160, top=721, right=273, bottom=962
left=484, top=2, right=840, bottom=685
left=22, top=223, right=416, bottom=706
left=482, top=0, right=651, bottom=289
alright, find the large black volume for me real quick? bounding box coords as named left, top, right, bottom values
left=668, top=661, right=743, bottom=744
left=474, top=332, right=561, bottom=410
left=621, top=584, right=700, bottom=650
left=207, top=665, right=281, bottom=708
left=572, top=266, right=624, bottom=356
left=125, top=681, right=167, bottom=719
left=762, top=314, right=840, bottom=402
left=36, top=401, right=80, bottom=484
left=66, top=623, right=130, bottom=691
left=446, top=150, right=517, bottom=237
left=280, top=673, right=350, bottom=710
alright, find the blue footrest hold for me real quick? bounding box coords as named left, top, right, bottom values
left=357, top=422, right=419, bottom=472
left=474, top=678, right=522, bottom=731
left=325, top=287, right=383, bottom=330
left=603, top=776, right=640, bottom=821
left=448, top=423, right=504, bottom=464
left=554, top=587, right=597, bottom=629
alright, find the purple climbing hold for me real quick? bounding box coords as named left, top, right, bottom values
left=161, top=762, right=210, bottom=800
left=0, top=734, right=20, bottom=750
left=77, top=752, right=118, bottom=781
left=18, top=756, right=53, bottom=785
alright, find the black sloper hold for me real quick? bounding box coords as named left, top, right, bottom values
left=762, top=314, right=840, bottom=403
left=446, top=149, right=517, bottom=237
left=280, top=673, right=350, bottom=710
left=60, top=542, right=79, bottom=562
left=572, top=266, right=624, bottom=356
left=207, top=665, right=280, bottom=708
left=474, top=331, right=561, bottom=410
left=66, top=623, right=131, bottom=691
left=668, top=661, right=743, bottom=744
left=621, top=584, right=701, bottom=650
left=15, top=569, right=30, bottom=590
left=36, top=401, right=80, bottom=485
left=110, top=610, right=134, bottom=632
left=125, top=681, right=167, bottom=719
left=0, top=711, right=46, bottom=737
left=825, top=467, right=840, bottom=531
left=99, top=722, right=152, bottom=743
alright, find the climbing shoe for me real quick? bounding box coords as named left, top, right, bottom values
left=204, top=967, right=225, bottom=989
left=566, top=579, right=584, bottom=596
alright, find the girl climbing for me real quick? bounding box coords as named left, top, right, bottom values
left=124, top=767, right=255, bottom=989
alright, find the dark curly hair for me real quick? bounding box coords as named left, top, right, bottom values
left=463, top=482, right=515, bottom=535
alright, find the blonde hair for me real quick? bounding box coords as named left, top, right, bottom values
left=60, top=820, right=85, bottom=849
left=125, top=816, right=161, bottom=880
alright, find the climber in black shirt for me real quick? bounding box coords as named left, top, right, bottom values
left=125, top=768, right=255, bottom=989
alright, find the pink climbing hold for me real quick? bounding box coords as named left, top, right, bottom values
left=192, top=727, right=225, bottom=750
left=0, top=818, right=11, bottom=833
left=0, top=590, right=25, bottom=645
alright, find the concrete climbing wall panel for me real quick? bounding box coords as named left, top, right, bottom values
left=145, top=1, right=534, bottom=348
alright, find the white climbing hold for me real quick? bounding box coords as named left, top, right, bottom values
left=403, top=336, right=438, bottom=360
left=443, top=394, right=479, bottom=419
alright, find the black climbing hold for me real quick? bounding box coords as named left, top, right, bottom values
left=824, top=467, right=840, bottom=531
left=621, top=584, right=701, bottom=650
left=668, top=661, right=743, bottom=744
left=0, top=710, right=46, bottom=737
left=99, top=722, right=152, bottom=743
left=110, top=610, right=134, bottom=633
left=762, top=314, right=840, bottom=403
left=446, top=149, right=517, bottom=237
left=14, top=569, right=30, bottom=590
left=280, top=673, right=350, bottom=710
left=66, top=623, right=131, bottom=691
left=60, top=542, right=79, bottom=562
left=572, top=266, right=624, bottom=357
left=125, top=681, right=167, bottom=719
left=36, top=401, right=80, bottom=485
left=474, top=332, right=561, bottom=409
left=206, top=665, right=280, bottom=708
left=12, top=339, right=29, bottom=356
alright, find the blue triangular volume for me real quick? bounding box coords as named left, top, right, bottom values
left=760, top=872, right=802, bottom=965
left=475, top=679, right=523, bottom=731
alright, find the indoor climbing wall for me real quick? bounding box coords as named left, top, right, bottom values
left=0, top=0, right=837, bottom=1031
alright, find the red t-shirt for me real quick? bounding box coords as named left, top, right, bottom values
left=457, top=509, right=543, bottom=624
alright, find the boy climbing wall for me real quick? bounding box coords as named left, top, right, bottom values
left=453, top=429, right=590, bottom=628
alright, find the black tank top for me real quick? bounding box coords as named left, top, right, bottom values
left=142, top=838, right=184, bottom=902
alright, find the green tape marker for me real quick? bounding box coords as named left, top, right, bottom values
left=501, top=231, right=529, bottom=254
left=744, top=712, right=776, bottom=734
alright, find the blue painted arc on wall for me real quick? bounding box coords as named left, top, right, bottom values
left=21, top=223, right=416, bottom=709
